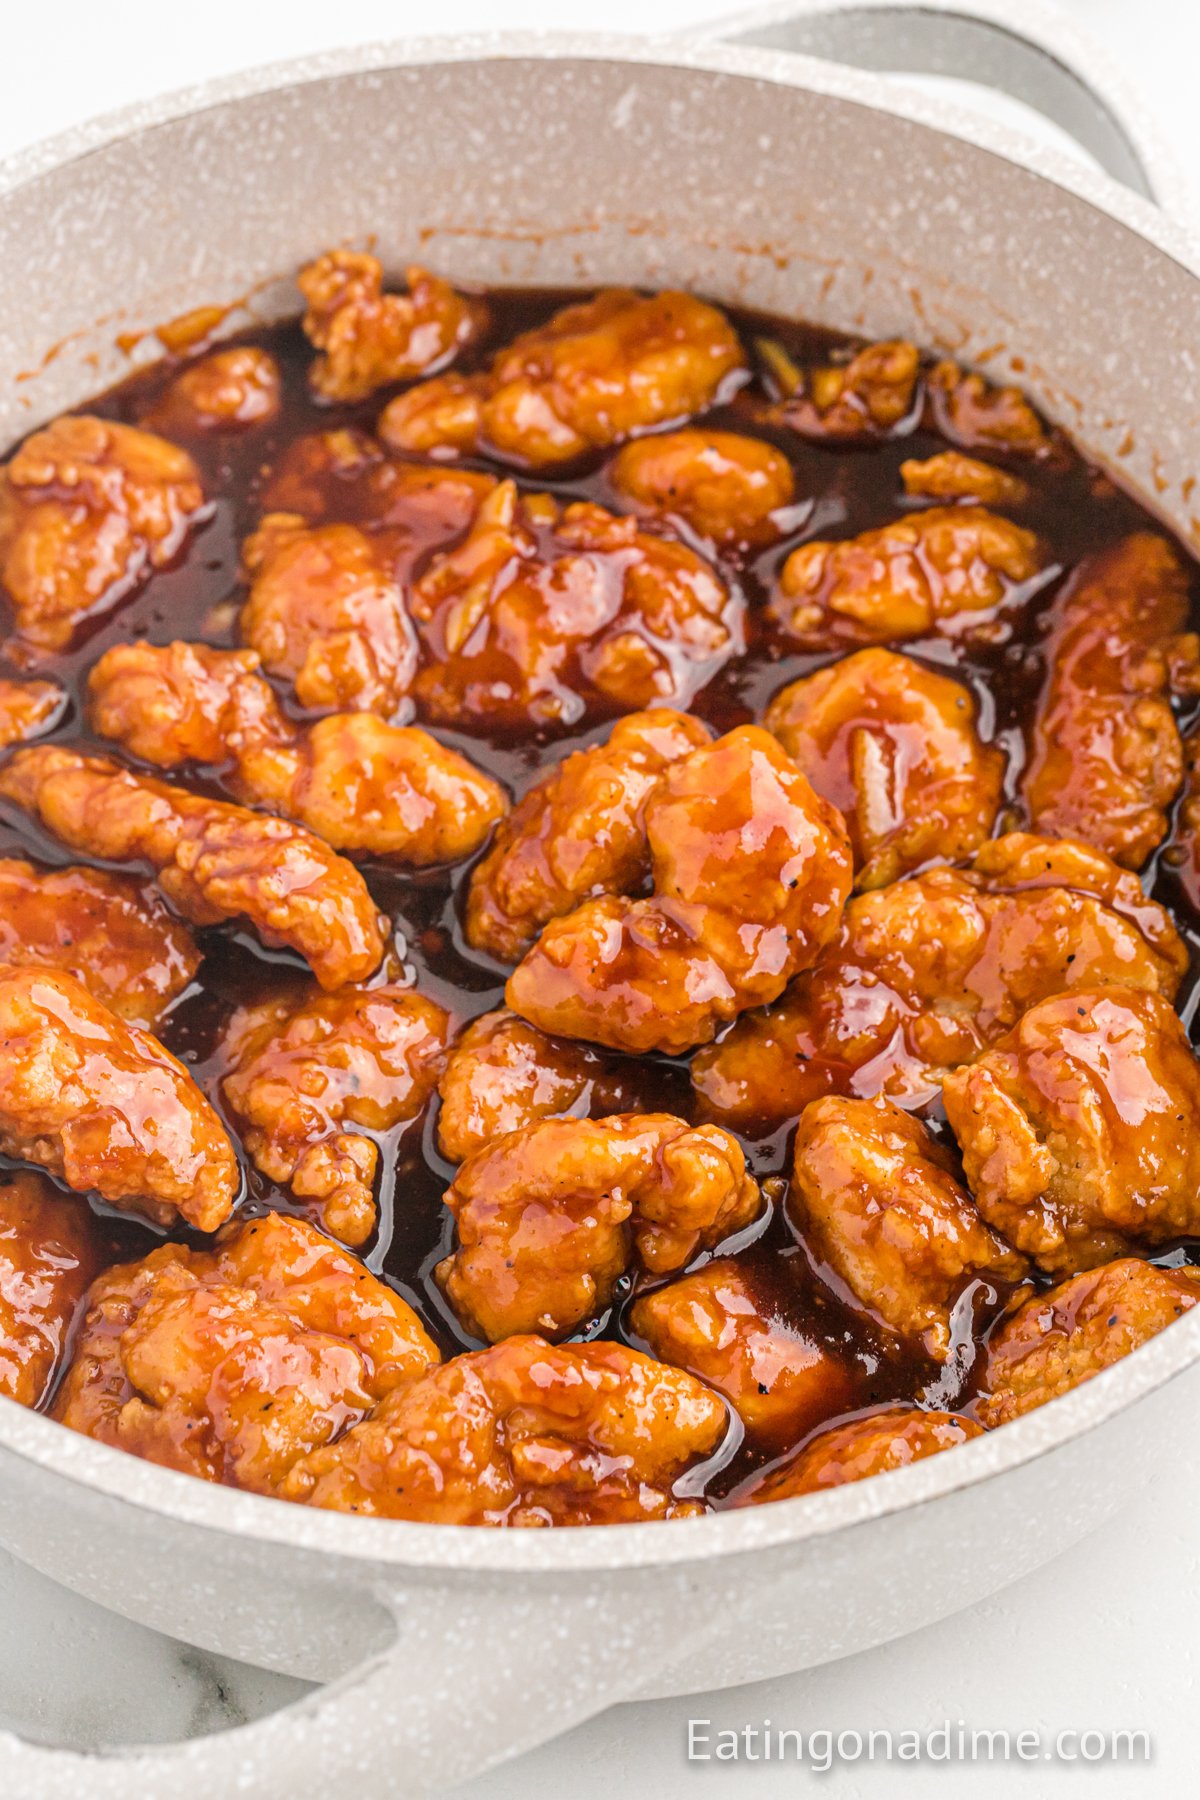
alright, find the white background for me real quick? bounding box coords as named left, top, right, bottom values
left=0, top=1, right=1198, bottom=1795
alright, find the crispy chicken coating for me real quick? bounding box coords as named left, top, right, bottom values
left=411, top=482, right=737, bottom=727
left=1022, top=534, right=1192, bottom=869
left=240, top=514, right=419, bottom=717
left=0, top=857, right=199, bottom=1027
left=507, top=725, right=853, bottom=1055
left=221, top=983, right=450, bottom=1247
left=281, top=1334, right=728, bottom=1524
left=771, top=506, right=1042, bottom=649
left=760, top=337, right=920, bottom=441
left=927, top=360, right=1050, bottom=454
left=0, top=965, right=237, bottom=1232
left=0, top=746, right=386, bottom=990
left=379, top=286, right=745, bottom=467
left=631, top=1259, right=854, bottom=1446
left=0, top=676, right=64, bottom=746
left=943, top=986, right=1200, bottom=1274
left=151, top=346, right=281, bottom=431
left=977, top=1258, right=1200, bottom=1427
left=0, top=416, right=205, bottom=650
left=0, top=1170, right=100, bottom=1407
left=436, top=1113, right=760, bottom=1342
left=900, top=450, right=1030, bottom=507
left=764, top=647, right=1004, bottom=889
left=1169, top=725, right=1200, bottom=911
left=608, top=428, right=795, bottom=547
left=54, top=1212, right=438, bottom=1489
left=790, top=1096, right=1027, bottom=1360
left=261, top=429, right=495, bottom=556
left=465, top=708, right=711, bottom=961
left=693, top=833, right=1187, bottom=1129
left=741, top=1405, right=983, bottom=1504
left=88, top=640, right=508, bottom=866
left=298, top=252, right=485, bottom=403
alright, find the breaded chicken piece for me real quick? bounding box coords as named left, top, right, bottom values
left=436, top=1113, right=760, bottom=1342
left=507, top=725, right=852, bottom=1055
left=926, top=360, right=1051, bottom=455
left=0, top=746, right=386, bottom=990
left=758, top=337, right=920, bottom=441
left=281, top=1334, right=728, bottom=1524
left=943, top=987, right=1200, bottom=1274
left=740, top=1405, right=983, bottom=1504
left=0, top=676, right=64, bottom=747
left=150, top=346, right=281, bottom=431
left=221, top=982, right=450, bottom=1246
left=54, top=1212, right=438, bottom=1489
left=765, top=647, right=1005, bottom=888
left=298, top=252, right=485, bottom=403
left=0, top=965, right=238, bottom=1232
left=900, top=450, right=1029, bottom=507
left=609, top=427, right=795, bottom=547
left=0, top=1170, right=100, bottom=1407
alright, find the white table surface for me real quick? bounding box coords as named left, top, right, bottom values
left=1, top=1, right=1197, bottom=1794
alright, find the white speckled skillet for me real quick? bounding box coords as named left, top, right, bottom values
left=2, top=3, right=1200, bottom=1792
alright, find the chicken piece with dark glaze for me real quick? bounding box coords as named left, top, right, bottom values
left=281, top=1334, right=728, bottom=1524
left=789, top=1096, right=1027, bottom=1361
left=149, top=346, right=281, bottom=432
left=0, top=1170, right=101, bottom=1407
left=0, top=746, right=386, bottom=991
left=298, top=252, right=485, bottom=403
left=0, top=416, right=205, bottom=651
left=608, top=427, right=796, bottom=548
left=436, top=1113, right=761, bottom=1342
left=764, top=647, right=1005, bottom=889
left=926, top=360, right=1052, bottom=455
left=507, top=725, right=853, bottom=1055
left=261, top=427, right=495, bottom=541
left=900, top=450, right=1029, bottom=507
left=943, top=986, right=1200, bottom=1274
left=221, top=983, right=450, bottom=1247
left=0, top=965, right=238, bottom=1232
left=739, top=1406, right=983, bottom=1505
left=54, top=1212, right=439, bottom=1490
left=379, top=286, right=745, bottom=466
left=0, top=677, right=64, bottom=747
left=465, top=708, right=711, bottom=962
left=758, top=337, right=921, bottom=441
left=88, top=640, right=508, bottom=867
left=693, top=832, right=1187, bottom=1129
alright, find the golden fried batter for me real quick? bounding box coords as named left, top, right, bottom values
left=262, top=429, right=495, bottom=548
left=609, top=428, right=795, bottom=546
left=299, top=252, right=485, bottom=403
left=977, top=1258, right=1200, bottom=1427
left=693, top=833, right=1186, bottom=1129
left=281, top=1333, right=728, bottom=1524
left=927, top=361, right=1050, bottom=454
left=0, top=1170, right=100, bottom=1407
left=0, top=964, right=237, bottom=1232
left=741, top=1405, right=983, bottom=1504
left=0, top=416, right=205, bottom=650
left=507, top=725, right=853, bottom=1055
left=88, top=640, right=508, bottom=866
left=437, top=1112, right=760, bottom=1342
left=152, top=346, right=281, bottom=431
left=0, top=677, right=63, bottom=747
left=465, top=708, right=711, bottom=961
left=1023, top=534, right=1192, bottom=869
left=790, top=1096, right=1027, bottom=1360
left=221, top=983, right=449, bottom=1247
left=0, top=857, right=199, bottom=1027
left=943, top=986, right=1200, bottom=1274
left=0, top=746, right=386, bottom=991
left=379, top=287, right=745, bottom=466
left=760, top=337, right=920, bottom=441
left=900, top=450, right=1029, bottom=507
left=765, top=647, right=1004, bottom=889
left=631, top=1259, right=854, bottom=1446
left=54, top=1212, right=438, bottom=1489
left=411, top=482, right=737, bottom=726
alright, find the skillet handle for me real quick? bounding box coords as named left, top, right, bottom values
left=680, top=0, right=1188, bottom=217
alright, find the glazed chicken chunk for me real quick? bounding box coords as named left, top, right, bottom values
left=0, top=677, right=64, bottom=747
left=298, top=252, right=485, bottom=403
left=379, top=286, right=746, bottom=466
left=0, top=416, right=205, bottom=650
left=900, top=450, right=1030, bottom=507
left=943, top=986, right=1200, bottom=1274
left=631, top=1259, right=854, bottom=1447
left=608, top=428, right=796, bottom=547
left=0, top=746, right=386, bottom=990
left=54, top=1212, right=439, bottom=1490
left=281, top=1334, right=729, bottom=1524
left=771, top=506, right=1042, bottom=650
left=977, top=1257, right=1200, bottom=1427
left=436, top=1113, right=760, bottom=1342
left=88, top=640, right=508, bottom=866
left=927, top=360, right=1051, bottom=455
left=693, top=833, right=1186, bottom=1128
left=261, top=429, right=495, bottom=555
left=221, top=982, right=450, bottom=1247
left=151, top=346, right=281, bottom=432
left=0, top=965, right=238, bottom=1232
left=465, top=708, right=711, bottom=962
left=789, top=1097, right=1027, bottom=1361
left=0, top=1170, right=100, bottom=1407
left=740, top=1406, right=983, bottom=1505
left=0, top=857, right=199, bottom=1027
left=760, top=337, right=921, bottom=441
left=410, top=482, right=738, bottom=726
left=765, top=647, right=1005, bottom=888
left=507, top=725, right=853, bottom=1055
